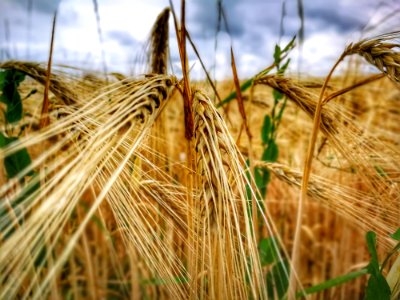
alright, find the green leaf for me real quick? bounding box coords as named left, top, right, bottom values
left=364, top=231, right=391, bottom=300
left=4, top=147, right=33, bottom=179
left=278, top=58, right=291, bottom=75
left=245, top=179, right=253, bottom=201
left=0, top=131, right=9, bottom=148
left=217, top=78, right=253, bottom=108
left=245, top=160, right=253, bottom=201
left=273, top=89, right=284, bottom=101
left=263, top=168, right=270, bottom=185
left=365, top=274, right=391, bottom=300
left=366, top=231, right=379, bottom=273
left=259, top=237, right=280, bottom=266
left=0, top=71, right=6, bottom=89
left=254, top=167, right=269, bottom=200
left=262, top=141, right=279, bottom=162
left=276, top=98, right=287, bottom=124
left=13, top=71, right=26, bottom=85
left=366, top=231, right=378, bottom=261
left=261, top=116, right=271, bottom=145
left=254, top=167, right=265, bottom=192
left=296, top=268, right=368, bottom=297
left=0, top=174, right=40, bottom=239
left=282, top=36, right=296, bottom=53
left=34, top=243, right=48, bottom=268
left=390, top=228, right=400, bottom=241
left=5, top=96, right=23, bottom=123
left=273, top=44, right=282, bottom=65
left=254, top=167, right=266, bottom=199
left=266, top=259, right=290, bottom=299
left=0, top=210, right=13, bottom=239
left=0, top=133, right=34, bottom=179
left=14, top=173, right=40, bottom=205
left=245, top=183, right=253, bottom=219
left=0, top=70, right=26, bottom=123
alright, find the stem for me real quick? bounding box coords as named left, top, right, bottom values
left=288, top=53, right=345, bottom=299
left=230, top=47, right=252, bottom=141
left=40, top=11, right=57, bottom=129
left=323, top=73, right=384, bottom=104
left=186, top=138, right=196, bottom=300
left=381, top=242, right=400, bottom=272
left=180, top=0, right=193, bottom=140
left=168, top=0, right=193, bottom=139
left=186, top=29, right=222, bottom=104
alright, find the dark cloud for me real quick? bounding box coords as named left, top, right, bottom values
left=187, top=0, right=375, bottom=41
left=12, top=0, right=61, bottom=14
left=176, top=0, right=380, bottom=78
left=304, top=2, right=368, bottom=34
left=188, top=0, right=245, bottom=39
left=107, top=30, right=137, bottom=47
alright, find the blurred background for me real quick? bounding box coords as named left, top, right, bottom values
left=0, top=0, right=399, bottom=79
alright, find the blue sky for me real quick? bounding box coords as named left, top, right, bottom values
left=0, top=0, right=399, bottom=79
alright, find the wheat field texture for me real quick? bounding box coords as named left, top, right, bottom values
left=0, top=3, right=399, bottom=300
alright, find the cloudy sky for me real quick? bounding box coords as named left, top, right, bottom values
left=0, top=0, right=399, bottom=79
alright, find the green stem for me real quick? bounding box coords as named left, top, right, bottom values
left=296, top=268, right=368, bottom=298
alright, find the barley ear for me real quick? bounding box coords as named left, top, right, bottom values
left=344, top=32, right=400, bottom=83
left=150, top=8, right=170, bottom=75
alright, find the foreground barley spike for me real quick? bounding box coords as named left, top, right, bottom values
left=193, top=90, right=270, bottom=299
left=0, top=74, right=181, bottom=299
